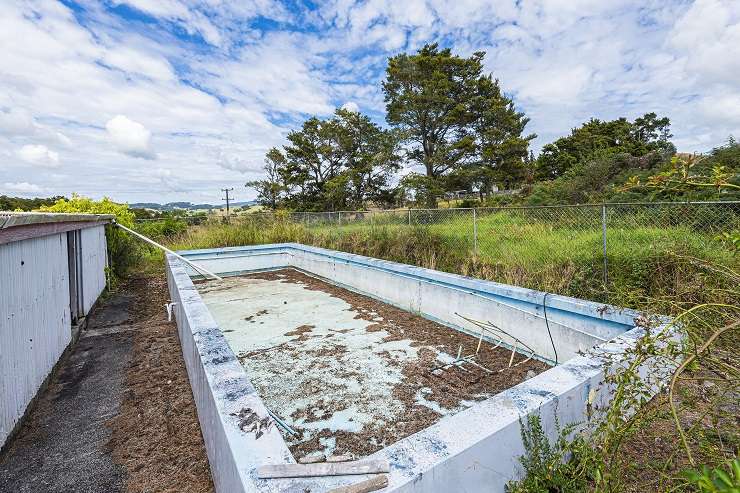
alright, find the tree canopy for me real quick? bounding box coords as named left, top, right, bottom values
left=248, top=109, right=400, bottom=211
left=244, top=44, right=699, bottom=211
left=0, top=195, right=64, bottom=211
left=383, top=43, right=534, bottom=206
left=536, top=113, right=674, bottom=179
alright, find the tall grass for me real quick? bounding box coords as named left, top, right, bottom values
left=157, top=213, right=736, bottom=311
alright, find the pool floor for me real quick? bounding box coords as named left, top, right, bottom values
left=196, top=269, right=548, bottom=460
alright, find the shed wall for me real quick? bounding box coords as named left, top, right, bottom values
left=0, top=224, right=108, bottom=449
left=80, top=226, right=107, bottom=313
left=0, top=233, right=71, bottom=447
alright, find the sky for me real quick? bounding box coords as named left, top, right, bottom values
left=1, top=0, right=739, bottom=205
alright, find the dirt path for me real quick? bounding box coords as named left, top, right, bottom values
left=106, top=275, right=213, bottom=493
left=0, top=275, right=214, bottom=493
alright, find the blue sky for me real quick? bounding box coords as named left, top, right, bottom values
left=1, top=0, right=739, bottom=203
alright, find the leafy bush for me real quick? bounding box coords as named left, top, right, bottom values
left=135, top=217, right=188, bottom=241
left=526, top=152, right=664, bottom=205
left=457, top=198, right=480, bottom=208
left=507, top=415, right=599, bottom=493
left=39, top=195, right=140, bottom=277
left=683, top=460, right=740, bottom=492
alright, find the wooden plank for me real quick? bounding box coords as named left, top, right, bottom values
left=327, top=475, right=389, bottom=493
left=256, top=459, right=389, bottom=479
left=326, top=453, right=354, bottom=463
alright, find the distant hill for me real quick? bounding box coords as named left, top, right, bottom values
left=129, top=200, right=257, bottom=211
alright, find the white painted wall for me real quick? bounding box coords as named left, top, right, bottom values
left=80, top=226, right=107, bottom=313
left=0, top=233, right=71, bottom=447
left=0, top=224, right=108, bottom=449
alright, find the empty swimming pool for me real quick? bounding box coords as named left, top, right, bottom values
left=165, top=243, right=670, bottom=493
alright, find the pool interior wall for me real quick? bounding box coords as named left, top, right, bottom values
left=166, top=243, right=663, bottom=493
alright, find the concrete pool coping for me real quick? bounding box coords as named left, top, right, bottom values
left=165, top=243, right=671, bottom=493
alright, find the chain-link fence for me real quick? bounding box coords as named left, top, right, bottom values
left=137, top=201, right=739, bottom=296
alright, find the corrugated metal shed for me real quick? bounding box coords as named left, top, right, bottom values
left=0, top=213, right=111, bottom=449
left=80, top=226, right=108, bottom=314
left=0, top=234, right=71, bottom=446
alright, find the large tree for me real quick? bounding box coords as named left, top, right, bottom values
left=473, top=75, right=536, bottom=192
left=536, top=113, right=674, bottom=179
left=249, top=109, right=400, bottom=210
left=383, top=44, right=481, bottom=206
left=333, top=109, right=401, bottom=208
left=383, top=43, right=532, bottom=206
left=245, top=148, right=286, bottom=210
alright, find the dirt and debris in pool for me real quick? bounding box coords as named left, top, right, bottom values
left=196, top=269, right=549, bottom=460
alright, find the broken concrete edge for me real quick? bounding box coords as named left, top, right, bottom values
left=166, top=244, right=676, bottom=493
left=165, top=254, right=376, bottom=493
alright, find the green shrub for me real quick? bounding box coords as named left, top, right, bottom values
left=134, top=217, right=188, bottom=241
left=683, top=460, right=740, bottom=493
left=39, top=195, right=140, bottom=277
left=507, top=415, right=600, bottom=493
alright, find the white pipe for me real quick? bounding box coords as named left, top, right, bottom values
left=113, top=221, right=223, bottom=280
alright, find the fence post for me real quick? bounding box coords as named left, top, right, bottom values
left=601, top=204, right=608, bottom=286
left=338, top=211, right=342, bottom=226
left=473, top=208, right=478, bottom=255
left=408, top=208, right=412, bottom=226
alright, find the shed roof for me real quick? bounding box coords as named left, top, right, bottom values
left=0, top=212, right=114, bottom=245
left=0, top=212, right=114, bottom=230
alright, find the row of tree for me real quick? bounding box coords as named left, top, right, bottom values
left=0, top=195, right=63, bottom=211
left=248, top=43, right=681, bottom=210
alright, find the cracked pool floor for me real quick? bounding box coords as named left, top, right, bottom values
left=197, top=269, right=548, bottom=460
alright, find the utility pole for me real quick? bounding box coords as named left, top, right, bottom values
left=221, top=187, right=234, bottom=221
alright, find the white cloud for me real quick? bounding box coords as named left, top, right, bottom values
left=105, top=115, right=156, bottom=159
left=0, top=108, right=34, bottom=135
left=102, top=46, right=175, bottom=81
left=341, top=101, right=360, bottom=113
left=17, top=144, right=60, bottom=167
left=2, top=181, right=43, bottom=194
left=199, top=32, right=335, bottom=117
left=112, top=0, right=223, bottom=46
left=217, top=151, right=251, bottom=172
left=0, top=0, right=738, bottom=203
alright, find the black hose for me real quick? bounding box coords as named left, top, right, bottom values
left=543, top=292, right=559, bottom=365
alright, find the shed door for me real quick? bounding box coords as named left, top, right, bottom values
left=67, top=230, right=84, bottom=323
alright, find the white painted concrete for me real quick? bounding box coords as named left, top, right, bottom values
left=167, top=243, right=672, bottom=493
